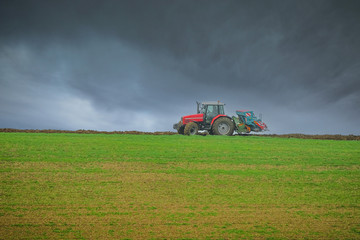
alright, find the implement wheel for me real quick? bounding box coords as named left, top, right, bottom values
left=184, top=122, right=199, bottom=136
left=212, top=117, right=234, bottom=136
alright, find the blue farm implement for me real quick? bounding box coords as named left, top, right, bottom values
left=233, top=110, right=268, bottom=133
left=173, top=101, right=268, bottom=135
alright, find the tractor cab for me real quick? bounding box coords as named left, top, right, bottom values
left=197, top=101, right=225, bottom=127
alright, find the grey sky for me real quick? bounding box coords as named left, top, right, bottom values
left=1, top=0, right=360, bottom=134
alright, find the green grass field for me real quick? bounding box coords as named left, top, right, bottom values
left=1, top=132, right=359, bottom=239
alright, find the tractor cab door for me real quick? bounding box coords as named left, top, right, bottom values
left=204, top=105, right=225, bottom=125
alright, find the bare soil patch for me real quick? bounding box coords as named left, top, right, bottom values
left=0, top=128, right=176, bottom=135
left=1, top=128, right=359, bottom=140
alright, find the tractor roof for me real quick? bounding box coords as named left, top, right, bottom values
left=202, top=101, right=225, bottom=105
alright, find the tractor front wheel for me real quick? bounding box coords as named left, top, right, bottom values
left=177, top=122, right=185, bottom=135
left=212, top=117, right=235, bottom=136
left=184, top=122, right=199, bottom=136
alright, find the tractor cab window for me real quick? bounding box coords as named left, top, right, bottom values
left=205, top=105, right=215, bottom=123
left=199, top=105, right=206, bottom=114
left=219, top=105, right=225, bottom=115
left=206, top=105, right=213, bottom=116
left=205, top=105, right=224, bottom=116
left=205, top=105, right=222, bottom=123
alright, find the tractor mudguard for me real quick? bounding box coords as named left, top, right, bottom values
left=210, top=114, right=229, bottom=125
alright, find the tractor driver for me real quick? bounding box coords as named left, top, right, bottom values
left=206, top=105, right=217, bottom=122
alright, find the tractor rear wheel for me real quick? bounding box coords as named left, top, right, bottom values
left=184, top=122, right=199, bottom=136
left=212, top=117, right=234, bottom=136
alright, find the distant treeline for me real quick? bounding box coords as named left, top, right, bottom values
left=0, top=128, right=359, bottom=140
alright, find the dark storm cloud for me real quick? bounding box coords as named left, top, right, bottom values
left=1, top=0, right=360, bottom=133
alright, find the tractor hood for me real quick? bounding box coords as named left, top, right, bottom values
left=182, top=113, right=204, bottom=125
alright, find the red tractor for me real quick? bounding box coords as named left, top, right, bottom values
left=173, top=101, right=268, bottom=135
left=173, top=101, right=235, bottom=136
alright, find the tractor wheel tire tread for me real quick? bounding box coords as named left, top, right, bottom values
left=212, top=117, right=235, bottom=136
left=184, top=122, right=199, bottom=136
left=177, top=122, right=185, bottom=135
